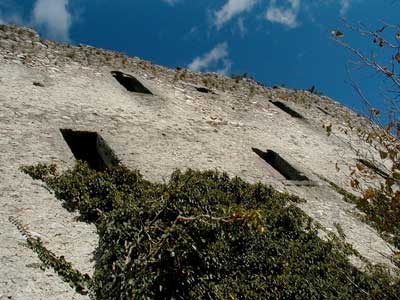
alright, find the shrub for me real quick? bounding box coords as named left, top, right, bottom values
left=21, top=162, right=400, bottom=299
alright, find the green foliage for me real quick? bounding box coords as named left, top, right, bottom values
left=29, top=237, right=92, bottom=295
left=357, top=187, right=400, bottom=249
left=321, top=176, right=400, bottom=256
left=333, top=20, right=400, bottom=264
left=22, top=162, right=400, bottom=299
left=21, top=163, right=57, bottom=180
left=9, top=216, right=92, bottom=295
left=323, top=116, right=400, bottom=252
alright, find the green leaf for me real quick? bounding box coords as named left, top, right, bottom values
left=379, top=150, right=388, bottom=159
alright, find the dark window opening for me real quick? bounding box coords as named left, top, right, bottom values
left=317, top=106, right=331, bottom=116
left=60, top=129, right=120, bottom=171
left=33, top=81, right=45, bottom=87
left=252, top=148, right=309, bottom=181
left=357, top=159, right=389, bottom=179
left=195, top=86, right=212, bottom=93
left=111, top=71, right=153, bottom=94
left=271, top=101, right=304, bottom=119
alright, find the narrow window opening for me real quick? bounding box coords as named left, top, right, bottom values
left=317, top=106, right=331, bottom=116
left=60, top=129, right=120, bottom=171
left=357, top=159, right=389, bottom=179
left=271, top=100, right=304, bottom=119
left=111, top=71, right=153, bottom=94
left=252, top=148, right=309, bottom=181
left=195, top=86, right=212, bottom=93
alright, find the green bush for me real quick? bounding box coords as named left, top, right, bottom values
left=22, top=162, right=399, bottom=299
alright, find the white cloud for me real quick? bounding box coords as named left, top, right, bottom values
left=214, top=0, right=258, bottom=28
left=339, top=0, right=351, bottom=15
left=162, top=0, right=180, bottom=5
left=265, top=0, right=301, bottom=29
left=188, top=42, right=232, bottom=75
left=32, top=0, right=71, bottom=41
left=237, top=17, right=247, bottom=36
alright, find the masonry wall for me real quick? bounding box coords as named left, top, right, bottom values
left=0, top=25, right=394, bottom=300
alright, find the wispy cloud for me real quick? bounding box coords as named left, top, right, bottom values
left=32, top=0, right=71, bottom=41
left=188, top=42, right=232, bottom=75
left=265, top=0, right=301, bottom=29
left=237, top=17, right=247, bottom=36
left=339, top=0, right=351, bottom=16
left=162, top=0, right=180, bottom=5
left=214, top=0, right=258, bottom=29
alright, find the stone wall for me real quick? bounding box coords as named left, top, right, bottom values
left=0, top=25, right=395, bottom=300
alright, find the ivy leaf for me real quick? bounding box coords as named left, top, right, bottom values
left=356, top=163, right=365, bottom=171
left=324, top=123, right=332, bottom=136
left=392, top=172, right=400, bottom=181
left=386, top=177, right=395, bottom=188
left=379, top=150, right=388, bottom=159
left=350, top=179, right=360, bottom=189
left=363, top=187, right=376, bottom=200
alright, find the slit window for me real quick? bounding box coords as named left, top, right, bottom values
left=317, top=106, right=331, bottom=116
left=357, top=159, right=389, bottom=179
left=60, top=129, right=120, bottom=171
left=271, top=101, right=304, bottom=119
left=195, top=86, right=212, bottom=93
left=111, top=71, right=153, bottom=94
left=252, top=148, right=309, bottom=181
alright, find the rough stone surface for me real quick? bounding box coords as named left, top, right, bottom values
left=0, top=24, right=397, bottom=299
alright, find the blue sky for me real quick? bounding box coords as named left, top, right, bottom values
left=0, top=0, right=399, bottom=119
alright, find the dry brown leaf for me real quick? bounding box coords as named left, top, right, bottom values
left=395, top=53, right=400, bottom=64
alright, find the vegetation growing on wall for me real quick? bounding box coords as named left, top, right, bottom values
left=330, top=20, right=400, bottom=264
left=322, top=176, right=400, bottom=256
left=19, top=162, right=400, bottom=299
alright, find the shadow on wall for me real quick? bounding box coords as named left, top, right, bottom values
left=252, top=148, right=309, bottom=181
left=60, top=129, right=120, bottom=171
left=111, top=71, right=153, bottom=95
left=271, top=101, right=304, bottom=119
